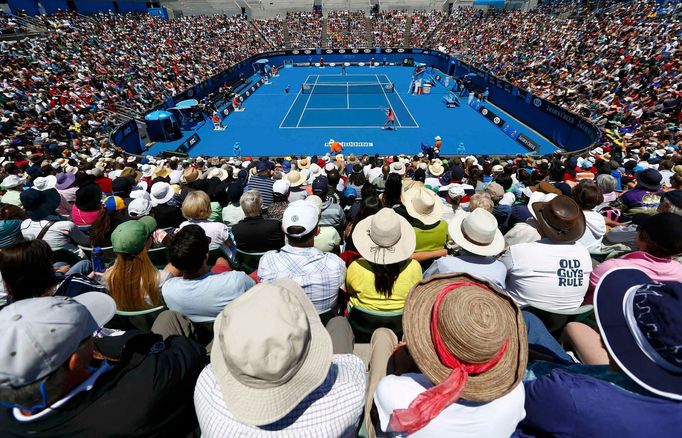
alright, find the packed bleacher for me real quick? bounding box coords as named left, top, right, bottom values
left=0, top=1, right=681, bottom=436
left=326, top=10, right=369, bottom=48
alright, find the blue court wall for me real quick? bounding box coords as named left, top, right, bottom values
left=7, top=0, right=41, bottom=15
left=118, top=1, right=148, bottom=13
left=75, top=0, right=114, bottom=13
left=135, top=48, right=597, bottom=155
left=41, top=0, right=69, bottom=13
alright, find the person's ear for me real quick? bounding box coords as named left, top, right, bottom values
left=315, top=226, right=321, bottom=236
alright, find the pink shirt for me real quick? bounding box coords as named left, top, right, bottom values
left=589, top=251, right=682, bottom=294
left=71, top=206, right=100, bottom=226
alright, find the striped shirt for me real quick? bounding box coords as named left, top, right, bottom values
left=258, top=245, right=346, bottom=313
left=194, top=355, right=366, bottom=437
left=246, top=175, right=275, bottom=208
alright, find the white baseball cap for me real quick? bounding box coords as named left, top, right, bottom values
left=272, top=179, right=291, bottom=195
left=281, top=200, right=319, bottom=237
left=128, top=198, right=152, bottom=218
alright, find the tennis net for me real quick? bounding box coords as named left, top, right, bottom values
left=301, top=82, right=395, bottom=94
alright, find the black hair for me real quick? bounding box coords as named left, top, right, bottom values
left=383, top=173, right=403, bottom=207
left=0, top=240, right=56, bottom=302
left=495, top=173, right=513, bottom=191
left=169, top=225, right=209, bottom=273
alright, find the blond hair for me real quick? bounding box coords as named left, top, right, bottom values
left=104, top=250, right=161, bottom=311
left=181, top=190, right=211, bottom=220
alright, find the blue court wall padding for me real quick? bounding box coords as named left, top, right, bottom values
left=118, top=1, right=148, bottom=13
left=8, top=0, right=40, bottom=15
left=474, top=0, right=505, bottom=5
left=111, top=120, right=143, bottom=154
left=40, top=0, right=69, bottom=14
left=75, top=0, right=114, bottom=14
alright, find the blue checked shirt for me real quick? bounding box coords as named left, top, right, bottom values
left=258, top=245, right=346, bottom=313
left=194, top=355, right=366, bottom=437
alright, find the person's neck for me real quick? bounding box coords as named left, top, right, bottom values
left=183, top=264, right=209, bottom=280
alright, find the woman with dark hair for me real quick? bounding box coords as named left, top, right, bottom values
left=381, top=173, right=403, bottom=209
left=466, top=166, right=485, bottom=192
left=344, top=196, right=382, bottom=253
left=0, top=203, right=26, bottom=249
left=346, top=208, right=421, bottom=312
left=412, top=168, right=426, bottom=183
left=89, top=196, right=126, bottom=247
left=347, top=163, right=367, bottom=195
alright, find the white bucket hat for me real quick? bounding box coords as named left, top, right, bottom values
left=149, top=182, right=175, bottom=206
left=32, top=175, right=57, bottom=192
left=211, top=279, right=332, bottom=426
left=449, top=209, right=505, bottom=257
left=140, top=164, right=156, bottom=178
left=353, top=208, right=416, bottom=265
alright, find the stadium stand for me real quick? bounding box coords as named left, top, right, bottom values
left=0, top=1, right=680, bottom=436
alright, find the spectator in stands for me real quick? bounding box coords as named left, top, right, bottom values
left=55, top=173, right=78, bottom=219
left=231, top=190, right=284, bottom=253
left=163, top=224, right=254, bottom=325
left=246, top=161, right=274, bottom=208
left=104, top=217, right=170, bottom=311
left=425, top=208, right=507, bottom=289
left=343, top=195, right=382, bottom=255
left=221, top=182, right=245, bottom=226
left=500, top=195, right=592, bottom=310
left=20, top=188, right=90, bottom=254
left=267, top=179, right=290, bottom=221
left=305, top=195, right=342, bottom=253
left=615, top=168, right=663, bottom=215
left=0, top=293, right=206, bottom=436
left=179, top=190, right=230, bottom=254
left=0, top=203, right=26, bottom=250
left=368, top=273, right=527, bottom=436
left=286, top=170, right=308, bottom=202
left=259, top=200, right=345, bottom=314
left=485, top=181, right=513, bottom=232
left=149, top=182, right=184, bottom=229
left=400, top=184, right=448, bottom=266
left=346, top=208, right=421, bottom=313
left=194, top=279, right=366, bottom=436
left=72, top=183, right=103, bottom=226
left=89, top=196, right=126, bottom=248
left=590, top=213, right=682, bottom=291
left=572, top=179, right=606, bottom=252
left=312, top=176, right=345, bottom=232
left=1, top=175, right=25, bottom=207
left=519, top=269, right=682, bottom=436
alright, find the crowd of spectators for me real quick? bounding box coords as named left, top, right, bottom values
left=370, top=10, right=409, bottom=47
left=326, top=10, right=369, bottom=48
left=409, top=10, right=446, bottom=47
left=252, top=16, right=286, bottom=49
left=286, top=11, right=323, bottom=48
left=0, top=143, right=680, bottom=435
left=0, top=13, right=27, bottom=34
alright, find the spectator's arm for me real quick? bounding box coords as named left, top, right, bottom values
left=410, top=248, right=447, bottom=262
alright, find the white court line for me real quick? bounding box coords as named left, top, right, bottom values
left=278, top=75, right=308, bottom=128
left=377, top=74, right=402, bottom=128
left=280, top=125, right=419, bottom=129
left=305, top=107, right=389, bottom=111
left=346, top=83, right=349, bottom=109
left=295, top=75, right=319, bottom=128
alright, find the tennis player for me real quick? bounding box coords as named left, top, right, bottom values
left=382, top=107, right=396, bottom=130
left=341, top=64, right=347, bottom=75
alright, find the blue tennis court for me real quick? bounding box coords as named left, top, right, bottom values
left=280, top=74, right=418, bottom=128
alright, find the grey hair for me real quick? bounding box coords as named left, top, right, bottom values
left=240, top=190, right=263, bottom=217
left=596, top=174, right=617, bottom=194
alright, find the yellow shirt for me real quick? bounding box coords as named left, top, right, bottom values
left=346, top=259, right=423, bottom=313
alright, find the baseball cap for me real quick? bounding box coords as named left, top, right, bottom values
left=255, top=161, right=269, bottom=172
left=0, top=293, right=116, bottom=388
left=312, top=176, right=329, bottom=194
left=111, top=216, right=157, bottom=255
left=272, top=179, right=291, bottom=195
left=103, top=196, right=126, bottom=212
left=128, top=198, right=152, bottom=218
left=281, top=200, right=319, bottom=237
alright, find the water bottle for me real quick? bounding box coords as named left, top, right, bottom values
left=92, top=247, right=105, bottom=273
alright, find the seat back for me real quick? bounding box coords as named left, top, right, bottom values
left=79, top=245, right=116, bottom=266
left=234, top=248, right=266, bottom=274
left=348, top=306, right=403, bottom=343
left=52, top=248, right=85, bottom=265
left=106, top=305, right=166, bottom=332
left=522, top=304, right=594, bottom=336
left=147, top=246, right=170, bottom=268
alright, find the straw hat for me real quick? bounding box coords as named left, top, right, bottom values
left=428, top=160, right=445, bottom=176
left=286, top=170, right=307, bottom=187
left=401, top=184, right=443, bottom=225
left=211, top=279, right=332, bottom=426
left=352, top=208, right=416, bottom=265
left=403, top=273, right=527, bottom=403
left=389, top=162, right=406, bottom=175
left=449, top=209, right=505, bottom=257
left=206, top=167, right=229, bottom=181
left=181, top=167, right=201, bottom=184
left=297, top=158, right=310, bottom=169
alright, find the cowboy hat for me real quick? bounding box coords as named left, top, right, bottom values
left=449, top=209, right=505, bottom=257
left=181, top=167, right=201, bottom=184
left=428, top=160, right=445, bottom=176
left=401, top=184, right=444, bottom=225
left=531, top=194, right=586, bottom=243
left=119, top=167, right=142, bottom=182
left=286, top=170, right=307, bottom=187
left=397, top=273, right=527, bottom=431
left=595, top=268, right=682, bottom=400
left=297, top=158, right=310, bottom=169
left=211, top=278, right=332, bottom=426
left=389, top=162, right=406, bottom=175
left=353, top=208, right=416, bottom=265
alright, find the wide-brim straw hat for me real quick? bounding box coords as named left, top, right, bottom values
left=206, top=167, right=229, bottom=181
left=403, top=273, right=527, bottom=402
left=401, top=184, right=443, bottom=225
left=297, top=158, right=310, bottom=169
left=353, top=208, right=416, bottom=265
left=286, top=170, right=307, bottom=187
left=211, top=278, right=332, bottom=426
left=449, top=209, right=505, bottom=257
left=428, top=160, right=445, bottom=176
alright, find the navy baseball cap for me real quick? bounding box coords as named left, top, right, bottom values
left=312, top=176, right=328, bottom=194
left=256, top=161, right=269, bottom=172
left=595, top=268, right=682, bottom=400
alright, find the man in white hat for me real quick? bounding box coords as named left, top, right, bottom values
left=258, top=200, right=346, bottom=315
left=424, top=208, right=507, bottom=289
left=0, top=294, right=206, bottom=436
left=1, top=175, right=26, bottom=207
left=194, top=280, right=366, bottom=436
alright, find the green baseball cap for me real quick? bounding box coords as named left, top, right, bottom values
left=111, top=216, right=157, bottom=255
